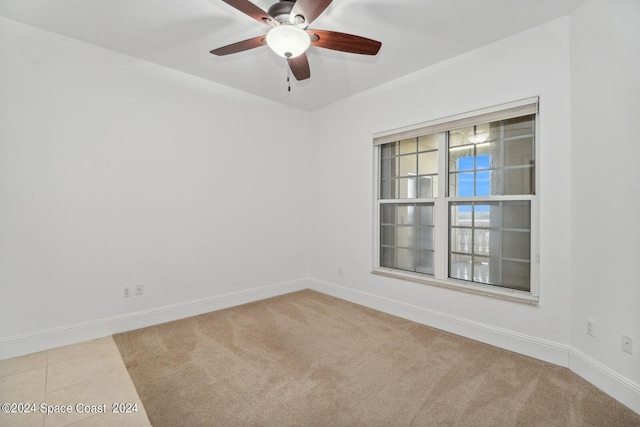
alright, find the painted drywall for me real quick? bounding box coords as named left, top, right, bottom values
left=0, top=17, right=311, bottom=341
left=570, top=0, right=640, bottom=386
left=308, top=17, right=573, bottom=354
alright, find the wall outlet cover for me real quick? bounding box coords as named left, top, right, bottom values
left=622, top=335, right=633, bottom=354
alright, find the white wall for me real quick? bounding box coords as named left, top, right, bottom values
left=570, top=0, right=640, bottom=390
left=0, top=17, right=311, bottom=354
left=308, top=17, right=573, bottom=357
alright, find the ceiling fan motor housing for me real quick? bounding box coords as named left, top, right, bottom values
left=268, top=0, right=301, bottom=25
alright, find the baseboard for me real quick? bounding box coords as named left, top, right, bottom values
left=307, top=278, right=640, bottom=415
left=308, top=278, right=569, bottom=365
left=4, top=277, right=637, bottom=415
left=0, top=278, right=310, bottom=360
left=569, top=348, right=640, bottom=414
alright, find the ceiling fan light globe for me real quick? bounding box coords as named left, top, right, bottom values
left=266, top=25, right=311, bottom=58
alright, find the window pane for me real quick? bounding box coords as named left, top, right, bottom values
left=473, top=257, right=491, bottom=283
left=381, top=225, right=396, bottom=246
left=417, top=205, right=434, bottom=226
left=502, top=201, right=530, bottom=229
left=380, top=179, right=389, bottom=199
left=381, top=158, right=391, bottom=181
left=505, top=137, right=534, bottom=168
left=473, top=203, right=493, bottom=227
left=450, top=203, right=472, bottom=227
left=450, top=254, right=472, bottom=280
left=504, top=115, right=534, bottom=139
left=451, top=172, right=474, bottom=197
left=474, top=123, right=492, bottom=141
left=379, top=203, right=433, bottom=276
left=448, top=115, right=535, bottom=197
left=475, top=142, right=499, bottom=169
left=432, top=176, right=439, bottom=198
left=381, top=204, right=396, bottom=224
left=449, top=126, right=474, bottom=147
left=474, top=229, right=490, bottom=255
left=418, top=134, right=438, bottom=151
left=450, top=160, right=501, bottom=196
left=448, top=173, right=458, bottom=197
left=396, top=205, right=415, bottom=225
left=399, top=138, right=416, bottom=154
left=380, top=157, right=398, bottom=181
left=476, top=171, right=491, bottom=196
left=397, top=226, right=414, bottom=248
left=396, top=248, right=415, bottom=271
left=381, top=142, right=397, bottom=158
left=381, top=137, right=439, bottom=201
left=416, top=251, right=434, bottom=274
left=504, top=167, right=533, bottom=195
left=489, top=170, right=503, bottom=196
left=418, top=176, right=436, bottom=198
left=381, top=178, right=397, bottom=199
left=449, top=146, right=474, bottom=172
left=418, top=151, right=438, bottom=175
left=448, top=201, right=531, bottom=291
left=399, top=154, right=417, bottom=176
left=417, top=227, right=434, bottom=251
left=381, top=247, right=395, bottom=268
left=502, top=261, right=530, bottom=291
left=399, top=177, right=417, bottom=198
left=502, top=230, right=530, bottom=260
left=451, top=228, right=472, bottom=254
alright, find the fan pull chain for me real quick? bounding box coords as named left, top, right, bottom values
left=286, top=56, right=291, bottom=92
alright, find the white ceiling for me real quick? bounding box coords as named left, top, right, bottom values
left=0, top=0, right=583, bottom=111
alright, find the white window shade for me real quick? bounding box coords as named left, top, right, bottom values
left=373, top=97, right=538, bottom=146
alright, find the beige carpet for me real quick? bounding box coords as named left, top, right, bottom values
left=113, top=290, right=640, bottom=426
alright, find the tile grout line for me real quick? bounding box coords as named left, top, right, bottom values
left=45, top=343, right=124, bottom=394
left=43, top=339, right=117, bottom=426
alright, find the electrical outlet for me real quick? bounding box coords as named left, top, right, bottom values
left=586, top=319, right=595, bottom=337
left=123, top=286, right=132, bottom=298
left=135, top=284, right=144, bottom=296
left=622, top=335, right=633, bottom=354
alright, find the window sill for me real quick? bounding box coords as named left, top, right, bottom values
left=371, top=268, right=539, bottom=305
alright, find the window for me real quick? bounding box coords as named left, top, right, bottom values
left=374, top=99, right=538, bottom=301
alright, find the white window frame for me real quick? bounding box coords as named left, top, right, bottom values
left=372, top=98, right=540, bottom=304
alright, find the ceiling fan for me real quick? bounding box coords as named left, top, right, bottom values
left=210, top=0, right=382, bottom=81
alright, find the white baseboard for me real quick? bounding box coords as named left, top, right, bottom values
left=307, top=278, right=569, bottom=365
left=307, top=279, right=640, bottom=414
left=0, top=278, right=309, bottom=360
left=3, top=277, right=638, bottom=414
left=569, top=349, right=640, bottom=414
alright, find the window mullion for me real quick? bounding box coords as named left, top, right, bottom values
left=434, top=132, right=448, bottom=279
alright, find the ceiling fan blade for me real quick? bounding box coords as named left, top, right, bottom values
left=309, top=30, right=382, bottom=55
left=210, top=35, right=266, bottom=56
left=220, top=0, right=277, bottom=26
left=289, top=54, right=311, bottom=81
left=290, top=0, right=333, bottom=26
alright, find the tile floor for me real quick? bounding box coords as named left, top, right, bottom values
left=0, top=337, right=151, bottom=427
